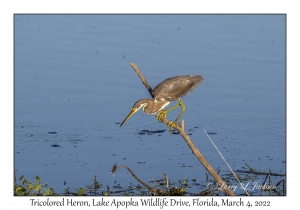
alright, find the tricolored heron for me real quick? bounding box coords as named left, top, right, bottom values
left=120, top=75, right=204, bottom=132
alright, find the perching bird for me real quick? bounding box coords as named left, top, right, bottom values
left=120, top=75, right=204, bottom=132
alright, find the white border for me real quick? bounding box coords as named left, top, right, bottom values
left=1, top=0, right=295, bottom=208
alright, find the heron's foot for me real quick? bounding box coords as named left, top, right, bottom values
left=156, top=110, right=167, bottom=122
left=167, top=121, right=178, bottom=134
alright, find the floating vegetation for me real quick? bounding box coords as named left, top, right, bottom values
left=51, top=144, right=60, bottom=147
left=14, top=165, right=285, bottom=196
left=138, top=129, right=166, bottom=135
left=48, top=131, right=58, bottom=134
left=206, top=132, right=217, bottom=135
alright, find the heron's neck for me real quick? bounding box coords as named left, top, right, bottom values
left=139, top=98, right=169, bottom=114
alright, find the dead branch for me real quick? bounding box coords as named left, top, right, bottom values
left=128, top=63, right=235, bottom=196
left=111, top=164, right=161, bottom=195
left=236, top=170, right=286, bottom=177
left=130, top=63, right=154, bottom=99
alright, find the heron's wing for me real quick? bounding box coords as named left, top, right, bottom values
left=153, top=75, right=204, bottom=102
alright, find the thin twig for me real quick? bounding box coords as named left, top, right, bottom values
left=130, top=63, right=154, bottom=98
left=111, top=165, right=160, bottom=195
left=236, top=170, right=286, bottom=176
left=204, top=129, right=249, bottom=196
left=260, top=173, right=271, bottom=196
left=163, top=173, right=169, bottom=192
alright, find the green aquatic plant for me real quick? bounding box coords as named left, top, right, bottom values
left=14, top=172, right=57, bottom=196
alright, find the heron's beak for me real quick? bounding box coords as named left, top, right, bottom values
left=120, top=107, right=138, bottom=127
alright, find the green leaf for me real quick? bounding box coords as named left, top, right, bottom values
left=77, top=188, right=86, bottom=196
left=36, top=176, right=40, bottom=184
left=15, top=186, right=23, bottom=192
left=17, top=189, right=25, bottom=196
left=19, top=175, right=24, bottom=181
left=180, top=187, right=188, bottom=193
left=28, top=183, right=36, bottom=190
left=43, top=188, right=54, bottom=196
left=43, top=190, right=50, bottom=196
left=23, top=179, right=28, bottom=185
left=36, top=184, right=42, bottom=191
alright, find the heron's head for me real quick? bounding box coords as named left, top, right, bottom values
left=120, top=99, right=150, bottom=127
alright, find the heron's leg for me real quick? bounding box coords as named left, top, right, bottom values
left=167, top=99, right=186, bottom=133
left=171, top=99, right=186, bottom=124
left=156, top=102, right=181, bottom=122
